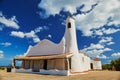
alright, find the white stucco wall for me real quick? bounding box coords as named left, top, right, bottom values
left=91, top=60, right=102, bottom=70
left=76, top=53, right=91, bottom=72
left=82, top=54, right=91, bottom=71
left=25, top=38, right=65, bottom=56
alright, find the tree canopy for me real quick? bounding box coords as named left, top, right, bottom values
left=102, top=58, right=120, bottom=71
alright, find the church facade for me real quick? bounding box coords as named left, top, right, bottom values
left=12, top=16, right=102, bottom=76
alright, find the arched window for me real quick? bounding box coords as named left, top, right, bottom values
left=67, top=22, right=71, bottom=28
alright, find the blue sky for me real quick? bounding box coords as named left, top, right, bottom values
left=0, top=0, right=120, bottom=66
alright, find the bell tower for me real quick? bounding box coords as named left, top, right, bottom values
left=65, top=16, right=81, bottom=72
left=65, top=16, right=78, bottom=54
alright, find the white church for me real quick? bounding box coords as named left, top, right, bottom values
left=12, top=16, right=102, bottom=76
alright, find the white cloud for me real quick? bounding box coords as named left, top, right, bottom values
left=0, top=12, right=20, bottom=29
left=93, top=28, right=120, bottom=36
left=104, top=48, right=112, bottom=52
left=25, top=31, right=35, bottom=38
left=0, top=42, right=12, bottom=47
left=33, top=37, right=40, bottom=43
left=82, top=42, right=112, bottom=58
left=48, top=34, right=52, bottom=38
left=83, top=43, right=104, bottom=51
left=38, top=0, right=98, bottom=16
left=81, top=36, right=113, bottom=58
left=0, top=50, right=4, bottom=58
left=11, top=26, right=49, bottom=43
left=38, top=0, right=120, bottom=36
left=75, top=0, right=120, bottom=36
left=10, top=26, right=47, bottom=43
left=99, top=37, right=112, bottom=43
left=99, top=37, right=114, bottom=45
left=97, top=54, right=108, bottom=59
left=25, top=31, right=40, bottom=43
left=111, top=52, right=120, bottom=57
left=36, top=26, right=49, bottom=32
left=107, top=42, right=114, bottom=45
left=94, top=30, right=103, bottom=36
left=10, top=31, right=40, bottom=43
left=34, top=26, right=43, bottom=33
left=103, top=28, right=120, bottom=35
left=11, top=31, right=25, bottom=38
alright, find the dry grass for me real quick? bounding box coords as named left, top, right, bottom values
left=0, top=70, right=120, bottom=80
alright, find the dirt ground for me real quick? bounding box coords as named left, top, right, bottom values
left=0, top=70, right=120, bottom=80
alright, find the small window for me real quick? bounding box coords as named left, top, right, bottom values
left=67, top=22, right=71, bottom=28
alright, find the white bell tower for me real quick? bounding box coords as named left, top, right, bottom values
left=65, top=16, right=78, bottom=53
left=65, top=16, right=81, bottom=72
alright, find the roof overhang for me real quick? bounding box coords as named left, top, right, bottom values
left=14, top=53, right=73, bottom=60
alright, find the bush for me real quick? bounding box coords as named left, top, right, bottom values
left=0, top=67, right=5, bottom=70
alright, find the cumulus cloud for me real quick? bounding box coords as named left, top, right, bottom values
left=107, top=42, right=114, bottom=45
left=93, top=28, right=120, bottom=36
left=25, top=31, right=36, bottom=38
left=99, top=37, right=112, bottom=43
left=34, top=26, right=43, bottom=33
left=0, top=12, right=20, bottom=29
left=25, top=31, right=40, bottom=43
left=0, top=50, right=4, bottom=58
left=97, top=54, right=108, bottom=59
left=83, top=43, right=104, bottom=50
left=38, top=0, right=120, bottom=36
left=75, top=0, right=120, bottom=36
left=10, top=26, right=49, bottom=43
left=0, top=42, right=12, bottom=47
left=82, top=42, right=112, bottom=57
left=111, top=52, right=120, bottom=57
left=103, top=28, right=120, bottom=34
left=10, top=31, right=40, bottom=43
left=81, top=36, right=114, bottom=58
left=99, top=37, right=114, bottom=45
left=11, top=31, right=25, bottom=38
left=38, top=0, right=98, bottom=16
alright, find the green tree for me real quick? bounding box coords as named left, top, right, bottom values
left=110, top=58, right=120, bottom=71
left=102, top=64, right=112, bottom=70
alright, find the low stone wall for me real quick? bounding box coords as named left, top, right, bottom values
left=39, top=69, right=69, bottom=76
left=12, top=68, right=32, bottom=73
